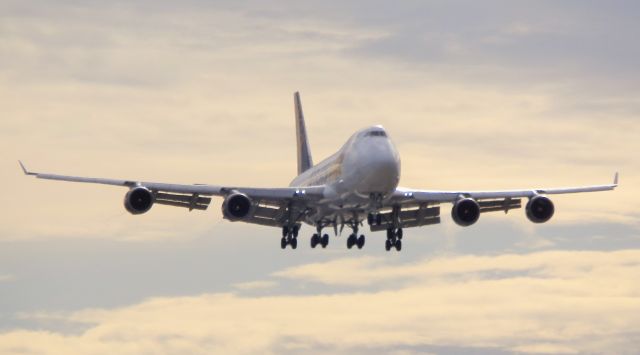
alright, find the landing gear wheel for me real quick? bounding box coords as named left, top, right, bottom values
left=290, top=237, right=298, bottom=249
left=281, top=237, right=287, bottom=249
left=395, top=239, right=402, bottom=251
left=310, top=234, right=319, bottom=248
left=321, top=234, right=329, bottom=248
left=357, top=235, right=365, bottom=249
left=397, top=228, right=403, bottom=240
left=385, top=239, right=392, bottom=251
left=347, top=234, right=356, bottom=249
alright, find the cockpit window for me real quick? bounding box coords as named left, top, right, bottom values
left=365, top=131, right=387, bottom=137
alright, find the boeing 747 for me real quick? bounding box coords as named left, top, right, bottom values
left=20, top=92, right=618, bottom=251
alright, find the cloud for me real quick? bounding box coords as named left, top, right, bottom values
left=3, top=249, right=640, bottom=354
left=273, top=249, right=640, bottom=288
left=232, top=280, right=277, bottom=291
left=0, top=274, right=15, bottom=283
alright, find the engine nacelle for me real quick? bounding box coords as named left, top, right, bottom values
left=526, top=195, right=555, bottom=223
left=124, top=187, right=154, bottom=215
left=222, top=193, right=253, bottom=221
left=451, top=198, right=480, bottom=227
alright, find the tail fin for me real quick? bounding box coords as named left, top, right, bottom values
left=294, top=92, right=313, bottom=174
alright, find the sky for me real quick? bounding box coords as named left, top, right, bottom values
left=1, top=0, right=639, bottom=354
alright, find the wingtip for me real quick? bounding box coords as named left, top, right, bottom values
left=18, top=160, right=35, bottom=176
left=614, top=172, right=619, bottom=186
left=18, top=160, right=27, bottom=174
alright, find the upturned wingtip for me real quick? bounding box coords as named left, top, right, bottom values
left=18, top=160, right=35, bottom=176
left=614, top=172, right=619, bottom=186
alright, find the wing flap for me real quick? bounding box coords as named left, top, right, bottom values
left=370, top=205, right=441, bottom=231
left=478, top=198, right=521, bottom=213
left=155, top=200, right=209, bottom=211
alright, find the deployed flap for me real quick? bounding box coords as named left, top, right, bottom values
left=294, top=92, right=313, bottom=174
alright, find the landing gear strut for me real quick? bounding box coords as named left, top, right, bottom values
left=385, top=227, right=403, bottom=252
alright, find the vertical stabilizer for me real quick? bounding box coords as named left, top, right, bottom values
left=294, top=92, right=313, bottom=175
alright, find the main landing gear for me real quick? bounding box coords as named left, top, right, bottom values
left=310, top=225, right=329, bottom=249
left=385, top=227, right=403, bottom=252
left=347, top=233, right=365, bottom=249
left=345, top=221, right=365, bottom=250
left=281, top=225, right=299, bottom=249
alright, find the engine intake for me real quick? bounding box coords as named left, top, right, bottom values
left=124, top=187, right=154, bottom=215
left=222, top=193, right=253, bottom=221
left=526, top=195, right=554, bottom=223
left=452, top=198, right=480, bottom=227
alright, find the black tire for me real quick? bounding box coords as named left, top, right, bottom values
left=291, top=238, right=298, bottom=249
left=321, top=234, right=329, bottom=248
left=310, top=234, right=319, bottom=248
left=357, top=235, right=365, bottom=249
left=292, top=226, right=299, bottom=238
left=280, top=237, right=287, bottom=249
left=347, top=234, right=356, bottom=249
left=397, top=228, right=403, bottom=239
left=395, top=239, right=402, bottom=251
left=385, top=239, right=392, bottom=251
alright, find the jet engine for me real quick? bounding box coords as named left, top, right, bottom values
left=124, top=186, right=154, bottom=215
left=222, top=193, right=253, bottom=221
left=451, top=198, right=480, bottom=227
left=526, top=195, right=555, bottom=223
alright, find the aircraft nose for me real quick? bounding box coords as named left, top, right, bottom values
left=358, top=142, right=400, bottom=193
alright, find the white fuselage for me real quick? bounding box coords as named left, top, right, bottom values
left=289, top=126, right=400, bottom=219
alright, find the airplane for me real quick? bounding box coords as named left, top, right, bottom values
left=20, top=92, right=618, bottom=251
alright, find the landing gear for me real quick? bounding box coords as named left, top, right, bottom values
left=281, top=225, right=300, bottom=249
left=310, top=233, right=328, bottom=248
left=385, top=227, right=403, bottom=252
left=347, top=234, right=365, bottom=249
left=310, top=223, right=330, bottom=249
left=345, top=216, right=366, bottom=250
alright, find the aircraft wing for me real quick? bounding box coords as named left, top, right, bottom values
left=391, top=173, right=618, bottom=204
left=367, top=174, right=619, bottom=232
left=19, top=161, right=324, bottom=226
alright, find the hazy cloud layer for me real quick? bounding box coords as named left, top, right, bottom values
left=3, top=249, right=640, bottom=354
